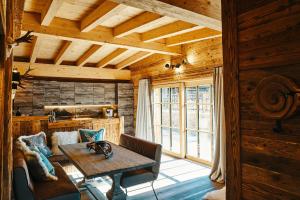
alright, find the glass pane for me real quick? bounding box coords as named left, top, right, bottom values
left=199, top=132, right=212, bottom=162
left=153, top=88, right=161, bottom=103
left=186, top=130, right=198, bottom=157
left=171, top=103, right=180, bottom=128
left=161, top=103, right=170, bottom=126
left=153, top=103, right=161, bottom=125
left=171, top=128, right=180, bottom=153
left=186, top=103, right=197, bottom=130
left=161, top=88, right=170, bottom=103
left=154, top=125, right=161, bottom=144
left=162, top=127, right=170, bottom=150
left=186, top=87, right=197, bottom=104
left=171, top=87, right=179, bottom=103
left=199, top=104, right=211, bottom=131
left=198, top=86, right=211, bottom=105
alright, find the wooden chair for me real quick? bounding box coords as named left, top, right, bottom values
left=119, top=134, right=162, bottom=200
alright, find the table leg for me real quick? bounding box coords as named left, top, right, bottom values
left=106, top=173, right=126, bottom=200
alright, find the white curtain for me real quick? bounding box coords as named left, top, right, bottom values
left=210, top=67, right=226, bottom=183
left=135, top=79, right=154, bottom=141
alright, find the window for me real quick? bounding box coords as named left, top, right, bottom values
left=153, top=87, right=180, bottom=154
left=185, top=85, right=213, bottom=163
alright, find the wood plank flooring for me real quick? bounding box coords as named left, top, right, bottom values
left=63, top=154, right=223, bottom=200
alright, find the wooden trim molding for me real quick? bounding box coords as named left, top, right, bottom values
left=221, top=0, right=241, bottom=199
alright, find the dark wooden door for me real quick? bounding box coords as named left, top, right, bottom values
left=223, top=0, right=300, bottom=199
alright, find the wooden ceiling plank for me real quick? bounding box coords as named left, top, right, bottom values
left=14, top=62, right=131, bottom=80
left=113, top=12, right=165, bottom=38
left=142, top=21, right=203, bottom=42
left=81, top=1, right=127, bottom=32
left=96, top=48, right=128, bottom=68
left=41, top=0, right=64, bottom=26
left=54, top=40, right=72, bottom=65
left=76, top=44, right=102, bottom=66
left=116, top=51, right=153, bottom=69
left=22, top=12, right=181, bottom=56
left=166, top=28, right=221, bottom=46
left=30, top=36, right=42, bottom=63
left=109, top=0, right=221, bottom=31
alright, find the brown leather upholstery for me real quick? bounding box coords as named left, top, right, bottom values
left=119, top=134, right=162, bottom=188
left=34, top=162, right=79, bottom=200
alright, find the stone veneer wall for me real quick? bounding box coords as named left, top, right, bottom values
left=14, top=80, right=134, bottom=134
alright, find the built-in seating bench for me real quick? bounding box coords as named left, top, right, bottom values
left=13, top=149, right=80, bottom=200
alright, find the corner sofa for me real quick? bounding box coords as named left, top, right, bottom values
left=13, top=149, right=80, bottom=200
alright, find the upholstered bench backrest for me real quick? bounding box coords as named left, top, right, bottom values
left=13, top=150, right=35, bottom=200
left=119, top=134, right=162, bottom=179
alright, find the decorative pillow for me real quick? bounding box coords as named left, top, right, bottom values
left=17, top=132, right=53, bottom=158
left=21, top=145, right=57, bottom=181
left=79, top=128, right=105, bottom=142
left=51, top=131, right=79, bottom=155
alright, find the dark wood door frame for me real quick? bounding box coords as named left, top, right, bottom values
left=221, top=0, right=241, bottom=199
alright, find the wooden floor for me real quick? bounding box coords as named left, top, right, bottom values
left=63, top=154, right=223, bottom=200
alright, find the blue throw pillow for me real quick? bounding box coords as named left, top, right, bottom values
left=25, top=146, right=57, bottom=181
left=79, top=128, right=105, bottom=142
left=21, top=132, right=53, bottom=158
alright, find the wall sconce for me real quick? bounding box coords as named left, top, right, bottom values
left=164, top=59, right=188, bottom=70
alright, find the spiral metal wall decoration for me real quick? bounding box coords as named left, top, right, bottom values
left=255, top=75, right=300, bottom=132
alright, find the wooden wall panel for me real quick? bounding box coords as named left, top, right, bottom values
left=224, top=0, right=300, bottom=199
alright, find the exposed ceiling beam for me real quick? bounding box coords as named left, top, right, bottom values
left=30, top=36, right=42, bottom=63
left=54, top=40, right=72, bottom=65
left=96, top=48, right=128, bottom=68
left=166, top=28, right=221, bottom=46
left=109, top=0, right=221, bottom=31
left=81, top=1, right=126, bottom=32
left=14, top=62, right=131, bottom=81
left=76, top=45, right=102, bottom=66
left=113, top=12, right=164, bottom=38
left=41, top=0, right=64, bottom=26
left=142, top=21, right=202, bottom=42
left=116, top=51, right=153, bottom=70
left=22, top=12, right=181, bottom=56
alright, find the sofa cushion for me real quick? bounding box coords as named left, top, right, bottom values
left=51, top=131, right=79, bottom=155
left=23, top=147, right=58, bottom=181
left=79, top=128, right=105, bottom=142
left=16, top=132, right=53, bottom=158
left=34, top=162, right=80, bottom=200
left=121, top=169, right=155, bottom=188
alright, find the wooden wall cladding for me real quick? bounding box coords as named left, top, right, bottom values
left=13, top=80, right=134, bottom=134
left=224, top=0, right=300, bottom=199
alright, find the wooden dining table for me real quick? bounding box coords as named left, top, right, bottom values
left=59, top=142, right=156, bottom=200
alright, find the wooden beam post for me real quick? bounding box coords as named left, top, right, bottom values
left=166, top=28, right=221, bottom=46
left=113, top=12, right=165, bottom=38
left=54, top=40, right=72, bottom=65
left=41, top=0, right=64, bottom=26
left=14, top=62, right=131, bottom=81
left=109, top=0, right=222, bottom=31
left=96, top=48, right=128, bottom=68
left=142, top=21, right=202, bottom=42
left=76, top=44, right=102, bottom=66
left=30, top=36, right=42, bottom=64
left=116, top=51, right=153, bottom=69
left=22, top=12, right=182, bottom=56
left=81, top=1, right=126, bottom=32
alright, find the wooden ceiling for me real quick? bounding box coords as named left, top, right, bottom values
left=14, top=0, right=221, bottom=70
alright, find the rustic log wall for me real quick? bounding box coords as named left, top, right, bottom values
left=130, top=37, right=223, bottom=124
left=13, top=80, right=134, bottom=134
left=223, top=0, right=300, bottom=199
